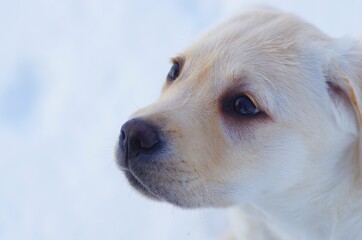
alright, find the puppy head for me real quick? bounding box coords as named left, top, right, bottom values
left=117, top=10, right=362, bottom=208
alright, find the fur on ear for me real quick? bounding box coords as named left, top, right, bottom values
left=325, top=38, right=362, bottom=179
left=326, top=38, right=362, bottom=125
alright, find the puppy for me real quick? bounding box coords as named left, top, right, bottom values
left=116, top=9, right=362, bottom=240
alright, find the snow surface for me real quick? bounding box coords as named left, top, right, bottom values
left=0, top=0, right=361, bottom=239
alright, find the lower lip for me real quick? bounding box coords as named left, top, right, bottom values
left=124, top=169, right=160, bottom=200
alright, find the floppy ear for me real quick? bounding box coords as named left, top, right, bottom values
left=325, top=38, right=362, bottom=173
left=325, top=39, right=362, bottom=127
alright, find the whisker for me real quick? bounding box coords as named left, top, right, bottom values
left=118, top=166, right=130, bottom=172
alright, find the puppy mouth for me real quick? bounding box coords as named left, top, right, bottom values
left=116, top=142, right=205, bottom=208
left=116, top=147, right=161, bottom=200
left=120, top=163, right=160, bottom=200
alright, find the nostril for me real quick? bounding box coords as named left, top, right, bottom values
left=131, top=131, right=159, bottom=153
left=133, top=139, right=142, bottom=150
left=121, top=130, right=126, bottom=141
left=139, top=130, right=158, bottom=149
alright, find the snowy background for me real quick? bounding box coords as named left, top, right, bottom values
left=0, top=0, right=361, bottom=239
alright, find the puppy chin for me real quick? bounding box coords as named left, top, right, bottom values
left=125, top=168, right=236, bottom=208
left=121, top=158, right=209, bottom=208
left=123, top=165, right=193, bottom=208
left=123, top=170, right=160, bottom=201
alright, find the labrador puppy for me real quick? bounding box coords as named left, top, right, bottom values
left=116, top=9, right=362, bottom=240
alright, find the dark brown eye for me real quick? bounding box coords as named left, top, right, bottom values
left=167, top=62, right=180, bottom=81
left=233, top=94, right=259, bottom=116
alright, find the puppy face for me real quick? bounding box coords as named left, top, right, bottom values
left=117, top=11, right=360, bottom=208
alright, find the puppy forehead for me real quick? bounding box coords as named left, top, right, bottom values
left=186, top=9, right=330, bottom=70
left=180, top=16, right=302, bottom=95
left=176, top=11, right=331, bottom=120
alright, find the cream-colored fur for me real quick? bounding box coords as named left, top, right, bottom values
left=119, top=10, right=362, bottom=239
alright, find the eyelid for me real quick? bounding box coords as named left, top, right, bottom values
left=170, top=56, right=185, bottom=67
left=243, top=93, right=258, bottom=109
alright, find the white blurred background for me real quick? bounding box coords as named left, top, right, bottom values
left=0, top=0, right=361, bottom=239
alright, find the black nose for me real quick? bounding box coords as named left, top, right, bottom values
left=120, top=118, right=160, bottom=164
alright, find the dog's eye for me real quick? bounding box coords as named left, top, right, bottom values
left=167, top=62, right=180, bottom=81
left=233, top=95, right=259, bottom=116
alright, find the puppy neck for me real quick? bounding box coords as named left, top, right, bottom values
left=249, top=138, right=362, bottom=239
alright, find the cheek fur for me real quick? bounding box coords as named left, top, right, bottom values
left=219, top=110, right=271, bottom=145
left=213, top=128, right=309, bottom=204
